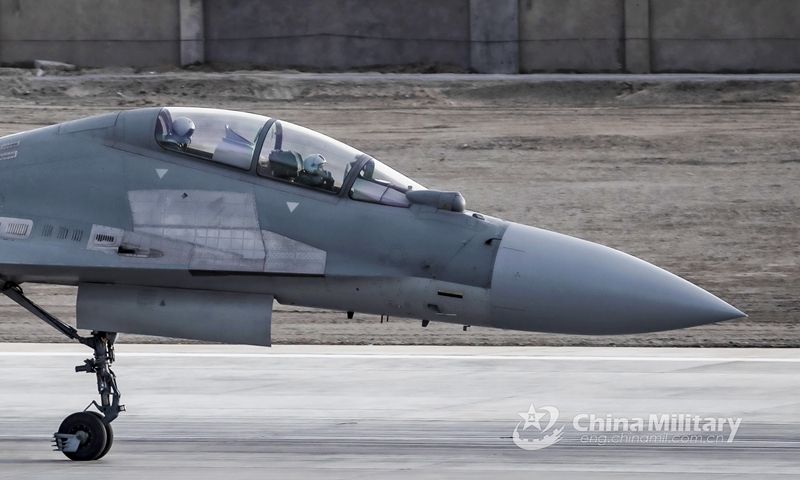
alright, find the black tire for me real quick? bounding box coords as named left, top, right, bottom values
left=57, top=412, right=108, bottom=461
left=89, top=412, right=114, bottom=460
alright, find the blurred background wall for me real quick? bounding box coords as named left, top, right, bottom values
left=0, top=0, right=798, bottom=73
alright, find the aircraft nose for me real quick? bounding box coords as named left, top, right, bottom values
left=490, top=223, right=745, bottom=335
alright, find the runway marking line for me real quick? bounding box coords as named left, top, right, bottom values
left=0, top=352, right=799, bottom=362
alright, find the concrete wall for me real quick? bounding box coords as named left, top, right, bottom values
left=203, top=0, right=471, bottom=70
left=650, top=0, right=800, bottom=73
left=471, top=0, right=518, bottom=73
left=0, top=0, right=179, bottom=68
left=624, top=0, right=650, bottom=73
left=519, top=0, right=625, bottom=73
left=180, top=0, right=205, bottom=65
left=1, top=0, right=800, bottom=73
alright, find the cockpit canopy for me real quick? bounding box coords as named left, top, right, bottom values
left=155, top=107, right=265, bottom=170
left=257, top=119, right=360, bottom=194
left=155, top=107, right=424, bottom=206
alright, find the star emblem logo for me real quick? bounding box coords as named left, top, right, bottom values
left=512, top=403, right=563, bottom=451
left=518, top=403, right=548, bottom=431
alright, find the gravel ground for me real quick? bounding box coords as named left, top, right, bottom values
left=0, top=70, right=797, bottom=346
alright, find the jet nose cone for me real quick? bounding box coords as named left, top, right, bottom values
left=490, top=223, right=745, bottom=335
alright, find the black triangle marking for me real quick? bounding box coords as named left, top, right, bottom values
left=160, top=300, right=166, bottom=307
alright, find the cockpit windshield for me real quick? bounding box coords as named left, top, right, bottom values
left=155, top=107, right=426, bottom=206
left=155, top=107, right=269, bottom=170
left=256, top=120, right=362, bottom=194
left=350, top=159, right=425, bottom=207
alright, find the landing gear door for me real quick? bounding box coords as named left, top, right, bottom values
left=77, top=284, right=273, bottom=347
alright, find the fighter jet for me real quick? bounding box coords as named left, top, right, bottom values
left=0, top=107, right=744, bottom=460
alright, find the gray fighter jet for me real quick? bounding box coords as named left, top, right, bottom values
left=0, top=107, right=744, bottom=460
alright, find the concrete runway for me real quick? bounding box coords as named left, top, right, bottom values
left=0, top=345, right=798, bottom=479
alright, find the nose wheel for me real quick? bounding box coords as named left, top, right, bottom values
left=1, top=283, right=124, bottom=461
left=52, top=331, right=123, bottom=460
left=55, top=412, right=109, bottom=461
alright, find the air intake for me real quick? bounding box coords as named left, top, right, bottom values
left=95, top=234, right=116, bottom=244
left=0, top=217, right=33, bottom=239
left=6, top=223, right=28, bottom=236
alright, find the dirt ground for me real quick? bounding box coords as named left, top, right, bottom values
left=0, top=70, right=797, bottom=346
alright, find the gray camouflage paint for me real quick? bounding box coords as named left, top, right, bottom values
left=0, top=107, right=745, bottom=345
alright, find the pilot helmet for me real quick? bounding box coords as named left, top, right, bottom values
left=303, top=154, right=327, bottom=175
left=171, top=117, right=195, bottom=141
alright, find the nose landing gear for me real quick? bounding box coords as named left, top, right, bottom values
left=2, top=283, right=124, bottom=461
left=53, top=331, right=123, bottom=460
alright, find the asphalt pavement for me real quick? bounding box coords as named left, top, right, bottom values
left=0, top=345, right=798, bottom=478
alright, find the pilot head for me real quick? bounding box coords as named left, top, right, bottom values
left=303, top=154, right=327, bottom=176
left=171, top=117, right=195, bottom=149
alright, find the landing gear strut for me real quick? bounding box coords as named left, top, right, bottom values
left=1, top=282, right=124, bottom=461
left=54, top=331, right=122, bottom=460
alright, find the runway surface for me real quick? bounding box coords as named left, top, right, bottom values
left=1, top=344, right=799, bottom=479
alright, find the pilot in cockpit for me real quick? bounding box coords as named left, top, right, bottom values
left=165, top=117, right=195, bottom=151
left=295, top=153, right=334, bottom=190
